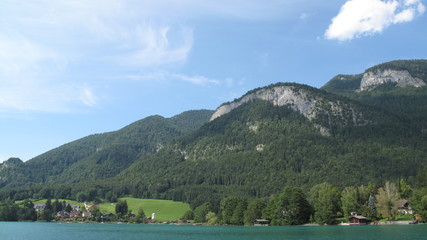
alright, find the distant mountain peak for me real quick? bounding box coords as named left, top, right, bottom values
left=210, top=84, right=314, bottom=121
left=322, top=59, right=427, bottom=93
left=360, top=68, right=426, bottom=91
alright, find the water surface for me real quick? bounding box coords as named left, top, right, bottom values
left=1, top=222, right=426, bottom=240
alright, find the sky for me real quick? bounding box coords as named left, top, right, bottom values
left=1, top=0, right=426, bottom=162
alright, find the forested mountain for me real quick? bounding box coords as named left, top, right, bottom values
left=0, top=110, right=213, bottom=188
left=1, top=60, right=427, bottom=208
left=322, top=59, right=427, bottom=131
left=113, top=83, right=427, bottom=207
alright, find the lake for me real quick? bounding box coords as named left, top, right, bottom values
left=1, top=222, right=426, bottom=240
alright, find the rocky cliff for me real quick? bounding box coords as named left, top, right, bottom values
left=210, top=84, right=369, bottom=135
left=360, top=69, right=426, bottom=91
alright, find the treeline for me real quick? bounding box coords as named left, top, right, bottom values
left=180, top=178, right=427, bottom=226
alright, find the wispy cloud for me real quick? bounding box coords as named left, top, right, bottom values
left=111, top=25, right=193, bottom=68
left=0, top=0, right=306, bottom=113
left=122, top=71, right=221, bottom=85
left=0, top=0, right=194, bottom=113
left=325, top=0, right=425, bottom=41
left=80, top=85, right=98, bottom=107
left=171, top=73, right=220, bottom=85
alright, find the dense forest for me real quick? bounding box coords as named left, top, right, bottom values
left=1, top=59, right=427, bottom=224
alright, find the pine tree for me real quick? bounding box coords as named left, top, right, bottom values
left=368, top=194, right=377, bottom=220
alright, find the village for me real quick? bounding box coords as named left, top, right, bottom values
left=32, top=200, right=157, bottom=223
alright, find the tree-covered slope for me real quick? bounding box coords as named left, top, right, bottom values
left=115, top=84, right=427, bottom=207
left=0, top=110, right=213, bottom=188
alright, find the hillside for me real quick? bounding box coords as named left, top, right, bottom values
left=0, top=110, right=213, bottom=188
left=115, top=83, right=426, bottom=207
left=322, top=59, right=427, bottom=131
left=1, top=60, right=427, bottom=208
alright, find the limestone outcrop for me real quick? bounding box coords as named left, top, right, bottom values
left=360, top=69, right=426, bottom=91
left=210, top=84, right=368, bottom=135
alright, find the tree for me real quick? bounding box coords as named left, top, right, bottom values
left=115, top=200, right=129, bottom=217
left=91, top=208, right=103, bottom=222
left=341, top=187, right=358, bottom=218
left=181, top=209, right=194, bottom=221
left=411, top=188, right=427, bottom=221
left=230, top=199, right=247, bottom=225
left=308, top=182, right=340, bottom=225
left=376, top=181, right=401, bottom=220
left=17, top=200, right=37, bottom=221
left=244, top=198, right=266, bottom=226
left=194, top=202, right=213, bottom=223
left=40, top=199, right=54, bottom=222
left=398, top=179, right=412, bottom=199
left=206, top=211, right=219, bottom=225
left=0, top=203, right=18, bottom=221
left=263, top=187, right=312, bottom=225
left=53, top=199, right=63, bottom=213
left=368, top=194, right=377, bottom=220
left=65, top=204, right=72, bottom=213
left=136, top=207, right=146, bottom=223
left=76, top=192, right=88, bottom=203
left=220, top=196, right=239, bottom=224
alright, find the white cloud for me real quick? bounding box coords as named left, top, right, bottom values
left=325, top=0, right=425, bottom=41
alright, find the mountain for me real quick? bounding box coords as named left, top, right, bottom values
left=114, top=83, right=426, bottom=207
left=322, top=59, right=427, bottom=131
left=0, top=110, right=213, bottom=188
left=1, top=60, right=427, bottom=207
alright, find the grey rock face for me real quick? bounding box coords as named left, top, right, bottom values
left=210, top=85, right=368, bottom=135
left=360, top=69, right=426, bottom=91
left=210, top=86, right=317, bottom=121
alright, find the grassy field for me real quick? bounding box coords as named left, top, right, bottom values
left=98, top=197, right=190, bottom=222
left=18, top=198, right=190, bottom=222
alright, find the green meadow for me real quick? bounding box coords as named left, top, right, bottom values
left=98, top=197, right=190, bottom=222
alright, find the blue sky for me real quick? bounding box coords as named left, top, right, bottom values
left=1, top=0, right=426, bottom=162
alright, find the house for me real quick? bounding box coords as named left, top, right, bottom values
left=253, top=219, right=270, bottom=226
left=71, top=204, right=80, bottom=211
left=57, top=211, right=70, bottom=218
left=348, top=215, right=369, bottom=225
left=70, top=210, right=81, bottom=218
left=397, top=200, right=413, bottom=215
left=82, top=211, right=92, bottom=218
left=34, top=203, right=46, bottom=212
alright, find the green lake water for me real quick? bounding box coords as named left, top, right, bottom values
left=1, top=222, right=426, bottom=240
